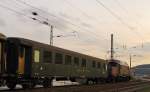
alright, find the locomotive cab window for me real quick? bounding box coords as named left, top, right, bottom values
left=34, top=50, right=40, bottom=63
left=81, top=58, right=86, bottom=67
left=43, top=51, right=52, bottom=63
left=65, top=55, right=72, bottom=65
left=55, top=53, right=63, bottom=64
left=74, top=57, right=79, bottom=66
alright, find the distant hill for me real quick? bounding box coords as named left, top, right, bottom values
left=132, top=64, right=150, bottom=76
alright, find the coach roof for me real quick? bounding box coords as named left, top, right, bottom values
left=7, top=37, right=106, bottom=62
left=0, top=33, right=6, bottom=40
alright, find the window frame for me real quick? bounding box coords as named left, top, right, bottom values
left=97, top=62, right=101, bottom=68
left=81, top=58, right=86, bottom=67
left=74, top=57, right=80, bottom=66
left=54, top=52, right=63, bottom=64
left=65, top=55, right=72, bottom=65
left=34, top=49, right=40, bottom=63
left=43, top=50, right=52, bottom=63
left=92, top=60, right=96, bottom=68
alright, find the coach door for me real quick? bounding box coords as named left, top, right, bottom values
left=0, top=41, right=5, bottom=74
left=18, top=45, right=32, bottom=76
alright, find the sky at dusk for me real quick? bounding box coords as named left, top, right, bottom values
left=0, top=0, right=150, bottom=67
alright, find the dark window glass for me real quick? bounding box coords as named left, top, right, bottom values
left=81, top=58, right=86, bottom=67
left=65, top=55, right=72, bottom=65
left=55, top=53, right=63, bottom=64
left=92, top=61, right=96, bottom=68
left=19, top=46, right=25, bottom=57
left=74, top=57, right=79, bottom=66
left=43, top=51, right=52, bottom=63
left=103, top=63, right=106, bottom=70
left=97, top=62, right=101, bottom=68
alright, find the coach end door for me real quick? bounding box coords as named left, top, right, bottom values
left=18, top=45, right=32, bottom=76
left=0, top=41, right=5, bottom=74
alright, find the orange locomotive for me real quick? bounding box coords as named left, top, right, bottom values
left=108, top=59, right=130, bottom=82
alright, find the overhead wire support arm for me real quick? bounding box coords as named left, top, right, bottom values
left=31, top=12, right=54, bottom=45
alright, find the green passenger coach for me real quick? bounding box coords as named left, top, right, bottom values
left=6, top=37, right=108, bottom=88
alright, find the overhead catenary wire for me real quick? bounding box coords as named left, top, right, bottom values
left=0, top=0, right=126, bottom=58
left=64, top=0, right=143, bottom=45
left=95, top=0, right=144, bottom=49
left=0, top=1, right=76, bottom=32
left=14, top=0, right=57, bottom=18
left=1, top=0, right=134, bottom=50
left=0, top=1, right=80, bottom=38
left=1, top=0, right=130, bottom=56
left=62, top=0, right=112, bottom=38
left=62, top=0, right=94, bottom=19
left=11, top=0, right=112, bottom=43
left=0, top=0, right=109, bottom=50
left=1, top=0, right=144, bottom=60
left=113, top=0, right=145, bottom=48
left=0, top=2, right=33, bottom=19
left=62, top=0, right=125, bottom=49
left=95, top=0, right=134, bottom=30
left=0, top=3, right=100, bottom=57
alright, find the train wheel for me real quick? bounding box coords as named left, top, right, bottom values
left=43, top=81, right=49, bottom=88
left=6, top=82, right=16, bottom=90
left=85, top=79, right=88, bottom=85
left=43, top=78, right=51, bottom=88
left=22, top=84, right=30, bottom=89
left=30, top=83, right=36, bottom=88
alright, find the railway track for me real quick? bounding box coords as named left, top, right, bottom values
left=1, top=80, right=150, bottom=92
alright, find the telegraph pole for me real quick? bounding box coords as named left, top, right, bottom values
left=31, top=12, right=76, bottom=46
left=111, top=34, right=114, bottom=60
left=129, top=54, right=131, bottom=70
left=129, top=54, right=132, bottom=75
left=31, top=12, right=54, bottom=45
left=50, top=25, right=53, bottom=45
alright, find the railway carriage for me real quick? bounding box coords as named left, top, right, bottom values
left=6, top=37, right=108, bottom=89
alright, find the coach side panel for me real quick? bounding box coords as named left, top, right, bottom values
left=31, top=46, right=107, bottom=79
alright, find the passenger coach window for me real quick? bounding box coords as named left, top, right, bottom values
left=55, top=53, right=63, bottom=64
left=103, top=63, right=106, bottom=70
left=97, top=62, right=101, bottom=68
left=81, top=58, right=86, bottom=67
left=92, top=61, right=96, bottom=68
left=43, top=51, right=52, bottom=63
left=74, top=57, right=79, bottom=66
left=65, top=55, right=72, bottom=65
left=34, top=50, right=40, bottom=63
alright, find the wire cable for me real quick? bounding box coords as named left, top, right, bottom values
left=13, top=0, right=111, bottom=42
left=113, top=0, right=145, bottom=48
left=95, top=0, right=135, bottom=30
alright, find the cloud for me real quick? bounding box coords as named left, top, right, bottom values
left=80, top=22, right=92, bottom=29
left=59, top=12, right=80, bottom=21
left=0, top=18, right=6, bottom=27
